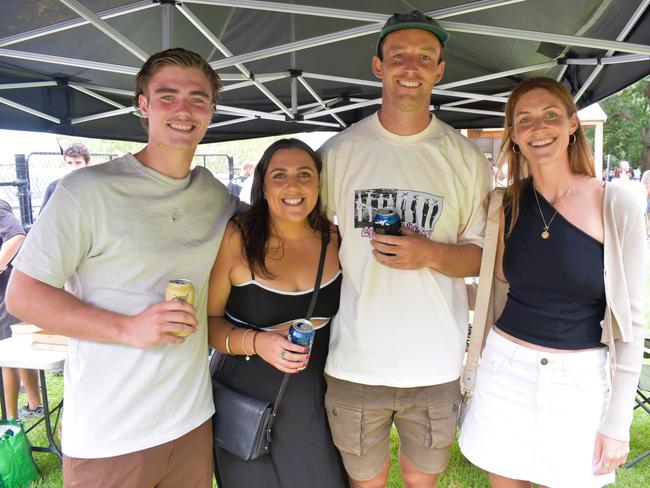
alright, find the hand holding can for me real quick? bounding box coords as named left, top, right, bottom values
left=165, top=279, right=195, bottom=337
left=288, top=319, right=315, bottom=371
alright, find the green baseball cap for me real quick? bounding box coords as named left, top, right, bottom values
left=377, top=10, right=449, bottom=56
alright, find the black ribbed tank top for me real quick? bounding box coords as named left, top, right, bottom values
left=496, top=181, right=606, bottom=349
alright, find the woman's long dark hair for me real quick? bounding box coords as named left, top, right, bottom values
left=235, top=138, right=331, bottom=279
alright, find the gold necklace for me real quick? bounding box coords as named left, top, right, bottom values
left=532, top=185, right=574, bottom=240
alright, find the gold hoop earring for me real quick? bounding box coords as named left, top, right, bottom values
left=569, top=133, right=576, bottom=146
left=512, top=143, right=520, bottom=154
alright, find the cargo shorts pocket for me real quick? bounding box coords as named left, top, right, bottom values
left=425, top=400, right=458, bottom=449
left=325, top=399, right=363, bottom=456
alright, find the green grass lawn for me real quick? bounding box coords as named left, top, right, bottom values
left=18, top=240, right=650, bottom=487
left=21, top=375, right=650, bottom=488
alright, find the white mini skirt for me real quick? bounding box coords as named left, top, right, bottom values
left=459, top=328, right=616, bottom=488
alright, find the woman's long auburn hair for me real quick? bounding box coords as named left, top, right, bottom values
left=498, top=77, right=595, bottom=236
left=234, top=138, right=331, bottom=279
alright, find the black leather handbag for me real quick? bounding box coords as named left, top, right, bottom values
left=211, top=232, right=329, bottom=461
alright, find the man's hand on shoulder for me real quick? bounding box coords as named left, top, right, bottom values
left=119, top=300, right=198, bottom=347
left=370, top=227, right=435, bottom=270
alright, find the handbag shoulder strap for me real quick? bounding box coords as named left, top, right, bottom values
left=461, top=189, right=504, bottom=394
left=267, top=230, right=330, bottom=439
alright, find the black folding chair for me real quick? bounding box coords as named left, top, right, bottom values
left=624, top=343, right=650, bottom=468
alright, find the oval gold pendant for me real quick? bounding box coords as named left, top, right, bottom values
left=541, top=230, right=550, bottom=239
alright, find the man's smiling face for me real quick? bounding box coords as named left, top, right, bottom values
left=138, top=65, right=214, bottom=151
left=372, top=28, right=445, bottom=111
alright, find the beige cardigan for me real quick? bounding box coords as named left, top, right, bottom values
left=488, top=181, right=646, bottom=441
left=599, top=181, right=647, bottom=441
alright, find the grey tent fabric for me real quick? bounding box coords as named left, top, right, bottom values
left=0, top=0, right=648, bottom=142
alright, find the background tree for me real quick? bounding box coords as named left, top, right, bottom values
left=601, top=76, right=649, bottom=172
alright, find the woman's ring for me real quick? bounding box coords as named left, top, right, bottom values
left=280, top=350, right=286, bottom=359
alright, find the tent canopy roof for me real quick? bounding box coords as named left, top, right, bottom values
left=0, top=0, right=648, bottom=142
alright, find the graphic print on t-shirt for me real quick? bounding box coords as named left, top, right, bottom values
left=354, top=188, right=443, bottom=238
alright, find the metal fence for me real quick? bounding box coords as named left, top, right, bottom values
left=0, top=152, right=234, bottom=228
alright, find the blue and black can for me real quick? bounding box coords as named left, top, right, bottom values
left=373, top=208, right=401, bottom=236
left=288, top=319, right=315, bottom=370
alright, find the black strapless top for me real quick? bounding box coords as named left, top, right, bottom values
left=224, top=271, right=343, bottom=329
left=497, top=182, right=606, bottom=349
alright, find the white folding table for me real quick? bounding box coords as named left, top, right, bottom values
left=0, top=337, right=66, bottom=460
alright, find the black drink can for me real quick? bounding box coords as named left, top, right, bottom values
left=373, top=208, right=401, bottom=236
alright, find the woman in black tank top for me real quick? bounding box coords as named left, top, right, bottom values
left=206, top=139, right=347, bottom=488
left=459, top=77, right=646, bottom=488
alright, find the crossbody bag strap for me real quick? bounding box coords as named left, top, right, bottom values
left=461, top=189, right=504, bottom=395
left=267, top=229, right=331, bottom=439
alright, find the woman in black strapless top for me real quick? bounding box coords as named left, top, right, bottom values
left=207, top=139, right=347, bottom=488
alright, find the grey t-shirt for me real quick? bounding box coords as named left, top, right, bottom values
left=14, top=153, right=238, bottom=457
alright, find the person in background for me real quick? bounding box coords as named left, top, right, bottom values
left=238, top=160, right=258, bottom=204
left=0, top=198, right=42, bottom=420
left=227, top=160, right=255, bottom=198
left=459, top=77, right=646, bottom=488
left=208, top=138, right=346, bottom=487
left=319, top=10, right=490, bottom=488
left=7, top=48, right=238, bottom=487
left=40, top=142, right=91, bottom=213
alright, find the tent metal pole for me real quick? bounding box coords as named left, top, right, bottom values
left=302, top=72, right=381, bottom=88
left=0, top=48, right=139, bottom=75
left=185, top=0, right=386, bottom=21
left=208, top=117, right=256, bottom=128
left=208, top=116, right=339, bottom=129
left=70, top=106, right=136, bottom=124
left=0, top=82, right=58, bottom=90
left=442, top=91, right=511, bottom=108
left=442, top=20, right=650, bottom=56
left=566, top=54, right=650, bottom=65
left=177, top=4, right=294, bottom=118
left=437, top=62, right=559, bottom=90
left=186, top=0, right=524, bottom=22
left=302, top=98, right=343, bottom=115
left=69, top=85, right=128, bottom=110
left=0, top=96, right=60, bottom=123
left=218, top=105, right=287, bottom=120
left=297, top=120, right=341, bottom=128
left=290, top=12, right=298, bottom=116
left=58, top=0, right=149, bottom=61
left=297, top=77, right=346, bottom=127
left=438, top=106, right=504, bottom=117
left=304, top=98, right=381, bottom=120
left=218, top=73, right=249, bottom=81
left=302, top=72, right=508, bottom=103
left=210, top=23, right=383, bottom=70
left=71, top=83, right=135, bottom=97
left=222, top=74, right=290, bottom=92
left=207, top=5, right=649, bottom=72
left=162, top=2, right=174, bottom=50
left=573, top=0, right=650, bottom=101
left=271, top=98, right=342, bottom=114
left=0, top=1, right=153, bottom=48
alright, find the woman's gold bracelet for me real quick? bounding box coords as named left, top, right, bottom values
left=252, top=331, right=260, bottom=355
left=242, top=329, right=253, bottom=359
left=224, top=326, right=235, bottom=355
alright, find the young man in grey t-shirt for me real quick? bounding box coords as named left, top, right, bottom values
left=7, top=48, right=237, bottom=487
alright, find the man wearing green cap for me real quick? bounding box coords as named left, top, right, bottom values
left=320, top=11, right=491, bottom=488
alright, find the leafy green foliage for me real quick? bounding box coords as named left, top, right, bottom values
left=601, top=76, right=650, bottom=170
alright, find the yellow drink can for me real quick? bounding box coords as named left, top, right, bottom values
left=165, top=279, right=195, bottom=337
